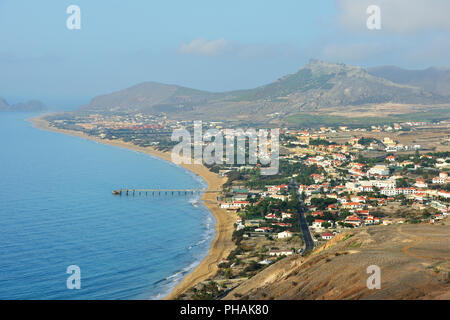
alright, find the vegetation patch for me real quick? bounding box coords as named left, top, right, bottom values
left=286, top=109, right=450, bottom=127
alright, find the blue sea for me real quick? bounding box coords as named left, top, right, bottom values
left=0, top=112, right=215, bottom=299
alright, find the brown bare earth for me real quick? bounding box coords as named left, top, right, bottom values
left=223, top=220, right=450, bottom=300
left=29, top=115, right=237, bottom=300
left=327, top=124, right=450, bottom=153
left=320, top=103, right=449, bottom=117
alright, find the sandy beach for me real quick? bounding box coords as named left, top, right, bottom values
left=29, top=115, right=237, bottom=300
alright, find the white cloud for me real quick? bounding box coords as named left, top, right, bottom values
left=178, top=38, right=232, bottom=56
left=336, top=0, right=450, bottom=34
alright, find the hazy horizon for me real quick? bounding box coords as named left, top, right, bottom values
left=2, top=0, right=450, bottom=110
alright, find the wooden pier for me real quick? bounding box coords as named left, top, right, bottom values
left=112, top=189, right=221, bottom=196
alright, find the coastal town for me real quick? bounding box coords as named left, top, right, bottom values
left=44, top=112, right=450, bottom=299
left=4, top=0, right=450, bottom=305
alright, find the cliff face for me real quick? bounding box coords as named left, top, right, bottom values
left=223, top=221, right=450, bottom=300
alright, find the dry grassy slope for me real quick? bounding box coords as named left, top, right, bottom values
left=223, top=221, right=450, bottom=300
left=75, top=60, right=449, bottom=120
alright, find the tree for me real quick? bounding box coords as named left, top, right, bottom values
left=224, top=268, right=233, bottom=279
left=396, top=178, right=409, bottom=188
left=321, top=222, right=331, bottom=229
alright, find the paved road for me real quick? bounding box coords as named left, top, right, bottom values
left=289, top=179, right=314, bottom=251
left=298, top=204, right=315, bottom=251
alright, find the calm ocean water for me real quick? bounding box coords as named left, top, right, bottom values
left=0, top=113, right=215, bottom=299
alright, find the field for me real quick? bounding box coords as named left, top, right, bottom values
left=285, top=104, right=450, bottom=127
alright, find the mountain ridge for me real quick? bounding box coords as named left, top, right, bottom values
left=0, top=98, right=46, bottom=112
left=368, top=65, right=450, bottom=97
left=77, top=60, right=450, bottom=121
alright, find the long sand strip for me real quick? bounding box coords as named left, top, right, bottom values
left=29, top=115, right=237, bottom=299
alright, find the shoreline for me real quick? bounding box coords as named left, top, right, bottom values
left=29, top=114, right=237, bottom=300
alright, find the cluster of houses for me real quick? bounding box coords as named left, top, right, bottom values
left=219, top=184, right=291, bottom=211
left=286, top=132, right=449, bottom=241
left=219, top=129, right=449, bottom=248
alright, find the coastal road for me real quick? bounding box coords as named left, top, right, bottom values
left=289, top=179, right=314, bottom=252
left=298, top=204, right=314, bottom=251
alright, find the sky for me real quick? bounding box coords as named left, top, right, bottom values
left=1, top=0, right=449, bottom=109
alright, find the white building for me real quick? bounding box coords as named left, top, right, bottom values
left=368, top=165, right=390, bottom=176
left=277, top=231, right=293, bottom=239
left=269, top=250, right=293, bottom=257
left=321, top=232, right=334, bottom=240
left=438, top=190, right=450, bottom=199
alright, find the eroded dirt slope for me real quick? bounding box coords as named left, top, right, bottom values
left=224, top=221, right=450, bottom=300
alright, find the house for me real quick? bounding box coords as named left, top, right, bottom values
left=269, top=250, right=293, bottom=257
left=236, top=223, right=245, bottom=231
left=368, top=165, right=390, bottom=176
left=351, top=196, right=366, bottom=203
left=435, top=213, right=444, bottom=220
left=281, top=212, right=293, bottom=220
left=265, top=213, right=281, bottom=220
left=232, top=193, right=249, bottom=201
left=349, top=168, right=367, bottom=177
left=321, top=232, right=334, bottom=240
left=438, top=190, right=450, bottom=199
left=345, top=215, right=362, bottom=227
left=342, top=202, right=364, bottom=210
left=380, top=187, right=417, bottom=196
left=327, top=204, right=337, bottom=211
left=413, top=192, right=428, bottom=202
left=432, top=172, right=449, bottom=184
left=386, top=155, right=396, bottom=162
left=380, top=188, right=398, bottom=196
left=433, top=176, right=445, bottom=184
left=436, top=159, right=450, bottom=169
left=245, top=219, right=264, bottom=227
left=220, top=202, right=232, bottom=209
left=270, top=194, right=290, bottom=201
left=219, top=169, right=232, bottom=176
left=220, top=200, right=250, bottom=209
left=364, top=215, right=377, bottom=225
left=311, top=174, right=325, bottom=183
left=267, top=184, right=289, bottom=193
left=332, top=153, right=347, bottom=161
left=232, top=201, right=250, bottom=208
left=272, top=222, right=292, bottom=228
left=414, top=179, right=428, bottom=188
left=359, top=185, right=374, bottom=192
left=255, top=227, right=273, bottom=233
left=399, top=160, right=414, bottom=167
left=278, top=231, right=293, bottom=239
left=311, top=211, right=324, bottom=217
left=400, top=188, right=418, bottom=195
left=313, top=219, right=326, bottom=229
